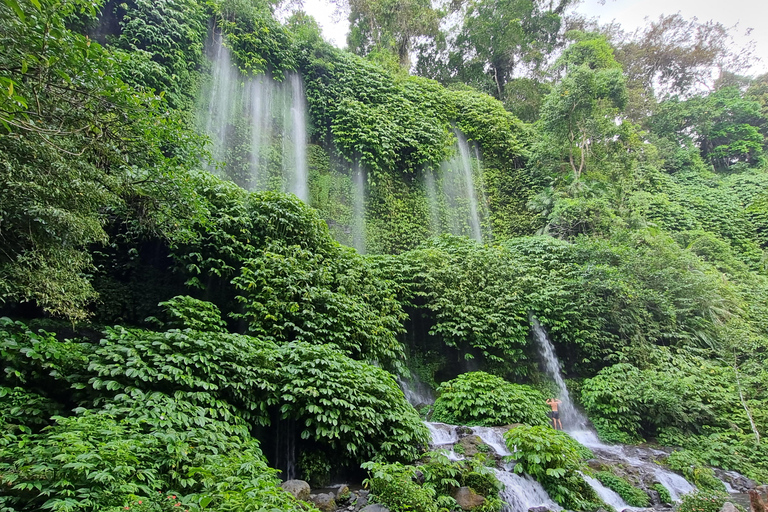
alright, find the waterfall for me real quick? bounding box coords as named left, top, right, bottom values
left=530, top=316, right=699, bottom=502
left=581, top=474, right=629, bottom=510
left=473, top=143, right=493, bottom=241
left=439, top=130, right=485, bottom=243
left=456, top=132, right=482, bottom=242
left=199, top=36, right=308, bottom=199
left=426, top=422, right=558, bottom=512
left=351, top=162, right=367, bottom=254
left=495, top=471, right=562, bottom=512
left=204, top=35, right=239, bottom=171
left=530, top=316, right=589, bottom=432
left=426, top=422, right=459, bottom=446
left=285, top=74, right=308, bottom=201
left=471, top=426, right=512, bottom=456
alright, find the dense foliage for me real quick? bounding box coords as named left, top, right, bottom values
left=1, top=0, right=768, bottom=508
left=362, top=452, right=503, bottom=512
left=504, top=426, right=600, bottom=510
left=0, top=307, right=428, bottom=510
left=431, top=372, right=549, bottom=426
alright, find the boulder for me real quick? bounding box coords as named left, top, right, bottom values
left=335, top=485, right=351, bottom=502
left=714, top=469, right=757, bottom=493
left=456, top=435, right=485, bottom=458
left=453, top=486, right=486, bottom=510
left=586, top=459, right=605, bottom=471
left=360, top=505, right=389, bottom=512
left=281, top=479, right=310, bottom=501
left=354, top=492, right=369, bottom=510
left=719, top=502, right=739, bottom=512
left=310, top=492, right=336, bottom=512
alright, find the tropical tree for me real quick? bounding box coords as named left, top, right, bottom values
left=342, top=0, right=441, bottom=67
left=415, top=0, right=572, bottom=100
left=539, top=32, right=628, bottom=181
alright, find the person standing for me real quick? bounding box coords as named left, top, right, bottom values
left=546, top=398, right=562, bottom=430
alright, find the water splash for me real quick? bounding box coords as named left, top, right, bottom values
left=425, top=422, right=459, bottom=446
left=495, top=470, right=562, bottom=512
left=471, top=426, right=512, bottom=457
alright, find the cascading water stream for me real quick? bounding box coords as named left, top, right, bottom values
left=456, top=132, right=483, bottom=242
left=199, top=35, right=309, bottom=199
left=437, top=130, right=485, bottom=243
left=351, top=162, right=367, bottom=254
left=530, top=316, right=589, bottom=432
left=425, top=422, right=560, bottom=512
left=530, top=316, right=697, bottom=501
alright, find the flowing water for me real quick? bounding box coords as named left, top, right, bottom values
left=351, top=162, right=367, bottom=254
left=199, top=35, right=308, bottom=199
left=456, top=132, right=482, bottom=242
left=426, top=422, right=560, bottom=512
left=438, top=130, right=485, bottom=243
left=582, top=473, right=630, bottom=510
left=403, top=322, right=703, bottom=512
left=530, top=316, right=697, bottom=502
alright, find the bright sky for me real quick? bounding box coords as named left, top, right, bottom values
left=300, top=0, right=768, bottom=75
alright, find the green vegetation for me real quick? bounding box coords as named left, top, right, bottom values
left=653, top=483, right=673, bottom=504
left=675, top=490, right=730, bottom=512
left=1, top=0, right=767, bottom=508
left=504, top=426, right=601, bottom=510
left=594, top=471, right=650, bottom=507
left=363, top=452, right=503, bottom=512
left=431, top=372, right=549, bottom=426
left=0, top=308, right=427, bottom=510
left=665, top=451, right=727, bottom=492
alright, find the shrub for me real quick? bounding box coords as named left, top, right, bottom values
left=665, top=451, right=726, bottom=492
left=595, top=471, right=650, bottom=507
left=364, top=453, right=504, bottom=512
left=362, top=461, right=439, bottom=512
left=431, top=372, right=549, bottom=426
left=275, top=342, right=430, bottom=464
left=675, top=490, right=729, bottom=512
left=504, top=425, right=600, bottom=510
left=653, top=483, right=673, bottom=504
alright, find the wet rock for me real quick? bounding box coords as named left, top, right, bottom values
left=528, top=506, right=551, bottom=512
left=586, top=459, right=605, bottom=471
left=360, top=505, right=389, bottom=512
left=309, top=492, right=336, bottom=512
left=720, top=502, right=739, bottom=512
left=647, top=490, right=662, bottom=506
left=714, top=469, right=757, bottom=492
left=453, top=486, right=486, bottom=510
left=354, top=492, right=369, bottom=510
left=456, top=435, right=484, bottom=458
left=281, top=479, right=311, bottom=501
left=335, top=485, right=351, bottom=502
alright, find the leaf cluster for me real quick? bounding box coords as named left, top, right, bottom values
left=431, top=372, right=549, bottom=427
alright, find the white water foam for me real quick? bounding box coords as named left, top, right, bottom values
left=495, top=470, right=562, bottom=512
